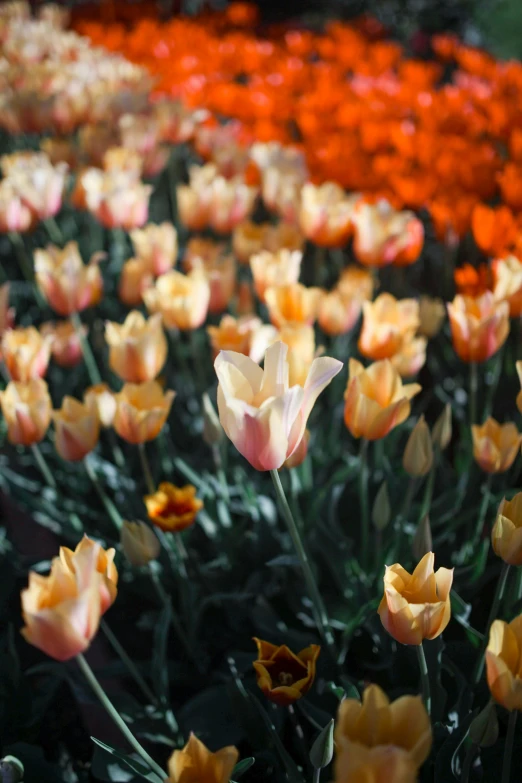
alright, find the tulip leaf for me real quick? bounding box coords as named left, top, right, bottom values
left=90, top=738, right=163, bottom=783
left=247, top=694, right=303, bottom=783
left=232, top=758, right=255, bottom=779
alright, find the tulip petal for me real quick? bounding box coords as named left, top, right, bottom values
left=215, top=349, right=263, bottom=396
left=260, top=341, right=289, bottom=399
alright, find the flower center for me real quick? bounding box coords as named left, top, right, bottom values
left=277, top=671, right=294, bottom=686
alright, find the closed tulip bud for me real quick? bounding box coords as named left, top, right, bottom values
left=472, top=417, right=522, bottom=474
left=121, top=521, right=160, bottom=567
left=40, top=320, right=85, bottom=368
left=118, top=257, right=153, bottom=307
left=202, top=392, right=223, bottom=447
left=372, top=482, right=390, bottom=531
left=334, top=683, right=432, bottom=783
left=432, top=404, right=452, bottom=451
left=412, top=515, right=433, bottom=560
left=105, top=311, right=167, bottom=383
left=0, top=379, right=51, bottom=445
left=418, top=296, right=446, bottom=338
left=83, top=383, right=116, bottom=428
left=253, top=638, right=321, bottom=706
left=130, top=222, right=178, bottom=276
left=492, top=493, right=522, bottom=565
left=403, top=416, right=433, bottom=477
left=113, top=381, right=175, bottom=444
left=310, top=720, right=334, bottom=770
left=167, top=733, right=238, bottom=783
left=0, top=756, right=24, bottom=783
left=378, top=552, right=453, bottom=645
left=486, top=614, right=522, bottom=711
left=2, top=326, right=52, bottom=382
left=53, top=397, right=100, bottom=461
left=468, top=701, right=499, bottom=748
left=215, top=341, right=341, bottom=471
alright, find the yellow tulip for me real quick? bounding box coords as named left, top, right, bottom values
left=167, top=733, right=238, bottom=783
left=113, top=381, right=175, bottom=444
left=486, top=614, right=522, bottom=711
left=105, top=311, right=167, bottom=383
left=492, top=493, right=522, bottom=566
left=53, top=397, right=100, bottom=461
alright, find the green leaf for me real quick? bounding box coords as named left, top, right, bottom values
left=152, top=601, right=172, bottom=707
left=90, top=737, right=163, bottom=783
left=232, top=758, right=255, bottom=779
left=247, top=694, right=303, bottom=783
left=310, top=719, right=334, bottom=770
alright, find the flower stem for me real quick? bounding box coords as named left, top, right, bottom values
left=212, top=444, right=230, bottom=503
left=471, top=474, right=493, bottom=546
left=44, top=216, right=63, bottom=245
left=312, top=770, right=321, bottom=783
left=270, top=469, right=336, bottom=655
left=139, top=442, right=156, bottom=494
left=148, top=564, right=194, bottom=665
left=473, top=561, right=511, bottom=686
left=70, top=311, right=102, bottom=386
left=76, top=652, right=167, bottom=781
left=502, top=711, right=517, bottom=783
left=469, top=361, right=478, bottom=427
left=9, top=232, right=45, bottom=306
left=189, top=329, right=207, bottom=394
left=100, top=619, right=158, bottom=706
left=83, top=455, right=123, bottom=531
left=288, top=704, right=310, bottom=769
left=359, top=438, right=370, bottom=569
left=416, top=643, right=431, bottom=715
left=31, top=443, right=57, bottom=489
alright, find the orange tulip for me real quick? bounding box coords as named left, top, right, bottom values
left=447, top=292, right=509, bottom=363
left=250, top=248, right=302, bottom=303
left=359, top=294, right=420, bottom=361
left=130, top=222, right=178, bottom=276
left=471, top=204, right=518, bottom=258
left=2, top=326, right=52, bottom=381
left=53, top=397, right=100, bottom=461
left=299, top=182, right=358, bottom=247
left=40, top=320, right=85, bottom=368
left=113, top=381, right=175, bottom=444
left=167, top=733, right=238, bottom=783
left=493, top=255, right=522, bottom=318
left=276, top=324, right=317, bottom=386
left=207, top=314, right=275, bottom=361
left=0, top=378, right=51, bottom=445
left=105, top=311, right=167, bottom=383
left=472, top=417, right=522, bottom=474
left=344, top=359, right=421, bottom=440
left=118, top=257, right=153, bottom=307
left=352, top=199, right=424, bottom=267
left=337, top=265, right=375, bottom=302
left=145, top=482, right=203, bottom=532
left=83, top=383, right=117, bottom=428
left=334, top=683, right=432, bottom=783
left=486, top=614, right=522, bottom=711
left=35, top=242, right=103, bottom=316
left=102, top=147, right=144, bottom=179
left=177, top=163, right=257, bottom=233
left=253, top=637, right=321, bottom=706
left=265, top=282, right=323, bottom=328
left=454, top=263, right=492, bottom=298
left=378, top=552, right=453, bottom=645
left=59, top=535, right=118, bottom=614
left=143, top=269, right=210, bottom=331
left=492, top=493, right=522, bottom=566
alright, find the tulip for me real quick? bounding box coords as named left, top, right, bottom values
left=167, top=733, right=239, bottom=783
left=276, top=324, right=316, bottom=386
left=144, top=482, right=203, bottom=532
left=253, top=638, right=321, bottom=706
left=143, top=269, right=210, bottom=331
left=472, top=417, right=522, bottom=474
left=492, top=493, right=522, bottom=566
left=154, top=99, right=201, bottom=144
left=261, top=164, right=303, bottom=224
left=9, top=159, right=68, bottom=221
left=40, top=320, right=85, bottom=368
left=113, top=381, right=175, bottom=444
left=352, top=199, right=424, bottom=267
left=403, top=416, right=433, bottom=477
left=337, top=265, right=375, bottom=302
left=283, top=429, right=310, bottom=469
left=84, top=168, right=152, bottom=230
left=118, top=257, right=153, bottom=307
left=130, top=222, right=178, bottom=277
left=35, top=242, right=103, bottom=316
left=334, top=683, right=432, bottom=783
left=378, top=552, right=454, bottom=645
left=105, top=311, right=167, bottom=383
left=431, top=404, right=452, bottom=451
left=0, top=179, right=33, bottom=232
left=59, top=535, right=118, bottom=614
left=250, top=249, right=302, bottom=303
left=0, top=283, right=15, bottom=338
left=103, top=147, right=144, bottom=179
left=184, top=237, right=227, bottom=267
left=318, top=288, right=362, bottom=336
left=21, top=553, right=102, bottom=661
left=118, top=114, right=169, bottom=178
left=486, top=614, right=522, bottom=711
left=299, top=182, right=359, bottom=247
left=493, top=255, right=522, bottom=317
left=390, top=335, right=427, bottom=378
left=2, top=326, right=52, bottom=382
left=232, top=220, right=268, bottom=263
left=53, top=397, right=100, bottom=461
left=265, top=221, right=305, bottom=254
left=344, top=359, right=421, bottom=440
left=418, top=296, right=446, bottom=338
left=183, top=252, right=236, bottom=315
left=215, top=341, right=342, bottom=471
left=121, top=521, right=161, bottom=567
left=207, top=315, right=276, bottom=361
left=359, top=294, right=420, bottom=361
left=83, top=383, right=117, bottom=428
left=0, top=378, right=51, bottom=445
left=447, top=292, right=509, bottom=363
left=265, top=283, right=323, bottom=328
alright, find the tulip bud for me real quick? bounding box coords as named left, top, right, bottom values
left=202, top=392, right=223, bottom=447
left=310, top=719, right=335, bottom=770
left=121, top=521, right=160, bottom=567
left=372, top=482, right=390, bottom=531
left=432, top=404, right=452, bottom=451
left=468, top=702, right=499, bottom=748
left=0, top=757, right=24, bottom=783
left=403, top=416, right=433, bottom=477
left=412, top=515, right=432, bottom=560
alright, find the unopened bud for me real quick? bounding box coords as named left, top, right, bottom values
left=202, top=392, right=223, bottom=447
left=418, top=296, right=446, bottom=338
left=0, top=757, right=24, bottom=783
left=412, top=514, right=432, bottom=560
left=432, top=404, right=452, bottom=451
left=121, top=520, right=160, bottom=567
left=468, top=701, right=498, bottom=748
left=403, top=416, right=433, bottom=477
left=372, top=481, right=390, bottom=531
left=309, top=719, right=334, bottom=770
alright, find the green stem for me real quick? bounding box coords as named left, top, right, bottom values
left=9, top=232, right=34, bottom=284
left=473, top=562, right=511, bottom=686
left=416, top=643, right=431, bottom=715
left=212, top=444, right=230, bottom=503
left=70, top=311, right=102, bottom=386
left=461, top=742, right=478, bottom=783
left=469, top=361, right=478, bottom=428
left=359, top=438, right=370, bottom=569
left=139, top=442, right=156, bottom=495
left=270, top=469, right=336, bottom=654
left=312, top=770, right=321, bottom=783
left=502, top=711, right=517, bottom=783
left=471, top=474, right=493, bottom=546
left=189, top=329, right=207, bottom=393
left=83, top=455, right=123, bottom=531
left=419, top=449, right=438, bottom=523
left=148, top=564, right=193, bottom=664
left=400, top=477, right=417, bottom=523
left=76, top=653, right=167, bottom=781
left=100, top=619, right=158, bottom=706
left=44, top=216, right=63, bottom=245
left=31, top=443, right=57, bottom=489
left=288, top=704, right=309, bottom=769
